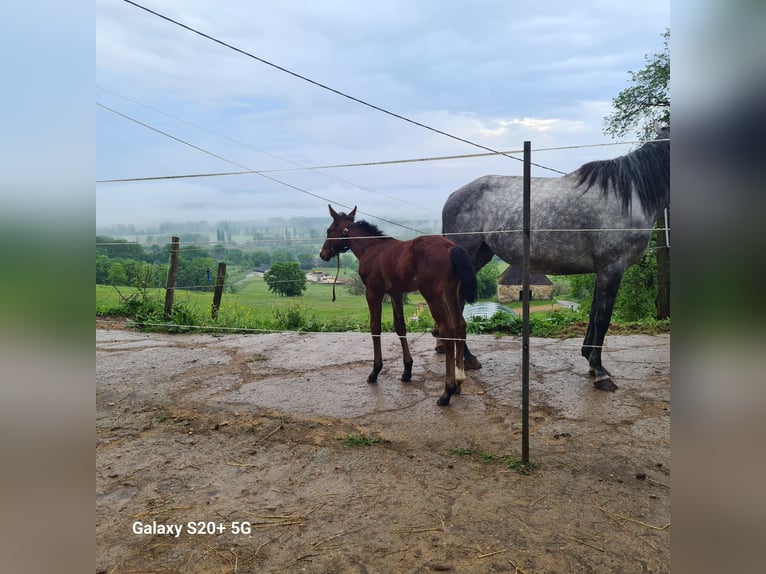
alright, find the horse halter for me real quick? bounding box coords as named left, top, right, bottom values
left=326, top=226, right=351, bottom=257
left=327, top=227, right=351, bottom=302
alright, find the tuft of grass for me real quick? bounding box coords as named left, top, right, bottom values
left=338, top=433, right=380, bottom=447
left=504, top=456, right=538, bottom=475
left=448, top=447, right=537, bottom=475
left=449, top=447, right=478, bottom=456
left=480, top=451, right=499, bottom=463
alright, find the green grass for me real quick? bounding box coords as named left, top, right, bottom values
left=96, top=274, right=668, bottom=337
left=96, top=278, right=435, bottom=333
left=448, top=447, right=537, bottom=475
left=338, top=433, right=381, bottom=447
left=504, top=456, right=538, bottom=475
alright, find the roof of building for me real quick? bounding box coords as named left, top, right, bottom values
left=498, top=267, right=553, bottom=286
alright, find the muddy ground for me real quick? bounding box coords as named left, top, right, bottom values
left=96, top=326, right=670, bottom=573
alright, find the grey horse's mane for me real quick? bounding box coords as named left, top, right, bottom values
left=574, top=132, right=670, bottom=216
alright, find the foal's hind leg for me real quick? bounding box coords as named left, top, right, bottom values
left=390, top=293, right=413, bottom=382
left=454, top=317, right=467, bottom=394
left=433, top=240, right=492, bottom=367
left=437, top=328, right=457, bottom=406
left=429, top=298, right=458, bottom=406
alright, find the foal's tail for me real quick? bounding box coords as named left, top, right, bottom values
left=450, top=246, right=478, bottom=303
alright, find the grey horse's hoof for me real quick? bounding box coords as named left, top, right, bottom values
left=593, top=376, right=618, bottom=391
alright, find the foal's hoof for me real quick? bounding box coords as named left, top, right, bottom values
left=436, top=396, right=451, bottom=406
left=434, top=343, right=445, bottom=355
left=401, top=373, right=412, bottom=382
left=593, top=376, right=618, bottom=392
left=465, top=356, right=482, bottom=370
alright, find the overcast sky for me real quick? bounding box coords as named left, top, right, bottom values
left=96, top=0, right=669, bottom=231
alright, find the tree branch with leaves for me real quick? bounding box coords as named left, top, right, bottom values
left=604, top=28, right=670, bottom=319
left=604, top=28, right=669, bottom=142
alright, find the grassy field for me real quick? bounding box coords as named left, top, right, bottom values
left=96, top=277, right=435, bottom=331
left=97, top=273, right=594, bottom=339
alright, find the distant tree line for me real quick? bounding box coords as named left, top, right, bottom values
left=96, top=236, right=330, bottom=288
left=96, top=216, right=347, bottom=242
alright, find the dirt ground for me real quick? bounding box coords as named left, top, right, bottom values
left=96, top=324, right=670, bottom=573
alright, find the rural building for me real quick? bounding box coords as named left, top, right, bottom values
left=497, top=267, right=554, bottom=302
left=306, top=270, right=337, bottom=284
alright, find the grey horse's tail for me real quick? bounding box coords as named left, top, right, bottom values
left=450, top=246, right=478, bottom=304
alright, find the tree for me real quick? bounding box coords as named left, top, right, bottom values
left=96, top=254, right=111, bottom=284
left=346, top=273, right=366, bottom=296
left=296, top=252, right=315, bottom=269
left=252, top=250, right=271, bottom=267
left=613, top=238, right=658, bottom=321
left=341, top=253, right=358, bottom=271
left=604, top=28, right=670, bottom=319
left=96, top=236, right=147, bottom=261
left=264, top=262, right=307, bottom=297
left=108, top=261, right=127, bottom=286
left=271, top=248, right=295, bottom=263
left=604, top=29, right=669, bottom=141
left=476, top=261, right=499, bottom=300
left=170, top=256, right=214, bottom=289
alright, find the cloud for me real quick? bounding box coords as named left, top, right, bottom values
left=96, top=0, right=669, bottom=225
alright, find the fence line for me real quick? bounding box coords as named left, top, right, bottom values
left=98, top=100, right=666, bottom=242
left=95, top=139, right=644, bottom=185
left=94, top=316, right=669, bottom=357
left=96, top=87, right=440, bottom=215
left=95, top=225, right=670, bottom=248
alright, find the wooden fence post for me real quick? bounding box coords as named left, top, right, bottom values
left=211, top=262, right=227, bottom=319
left=164, top=237, right=180, bottom=320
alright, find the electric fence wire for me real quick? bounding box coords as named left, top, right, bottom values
left=122, top=0, right=567, bottom=175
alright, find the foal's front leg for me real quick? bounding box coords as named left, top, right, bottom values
left=366, top=292, right=384, bottom=384
left=389, top=292, right=413, bottom=382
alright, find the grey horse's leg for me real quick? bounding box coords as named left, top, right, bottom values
left=583, top=267, right=624, bottom=391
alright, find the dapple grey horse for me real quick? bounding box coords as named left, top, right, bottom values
left=441, top=127, right=670, bottom=390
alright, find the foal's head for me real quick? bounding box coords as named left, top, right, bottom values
left=319, top=204, right=357, bottom=261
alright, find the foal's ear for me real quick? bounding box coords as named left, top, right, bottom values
left=349, top=206, right=357, bottom=220
left=328, top=204, right=339, bottom=219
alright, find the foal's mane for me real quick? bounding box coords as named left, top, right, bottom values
left=574, top=136, right=670, bottom=216
left=352, top=219, right=387, bottom=237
